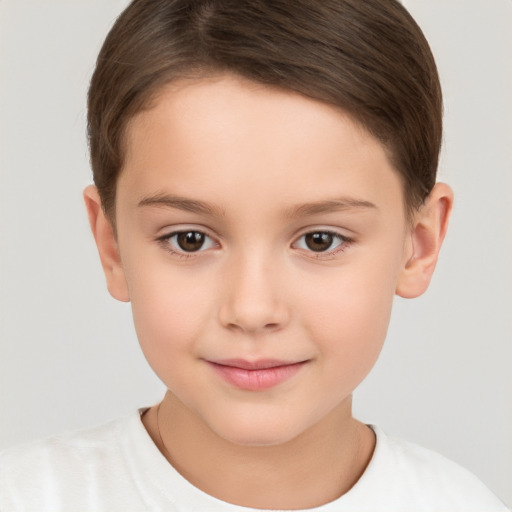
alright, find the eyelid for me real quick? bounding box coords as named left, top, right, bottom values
left=156, top=226, right=220, bottom=257
left=155, top=225, right=353, bottom=259
left=292, top=228, right=353, bottom=258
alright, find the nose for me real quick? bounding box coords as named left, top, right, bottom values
left=218, top=251, right=290, bottom=335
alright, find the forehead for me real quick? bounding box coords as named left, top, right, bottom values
left=119, top=75, right=405, bottom=219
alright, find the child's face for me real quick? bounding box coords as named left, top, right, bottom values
left=110, top=75, right=412, bottom=446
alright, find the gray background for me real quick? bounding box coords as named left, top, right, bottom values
left=1, top=0, right=510, bottom=506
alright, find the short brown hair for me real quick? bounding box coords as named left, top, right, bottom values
left=88, top=0, right=442, bottom=220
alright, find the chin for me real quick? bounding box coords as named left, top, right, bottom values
left=208, top=410, right=310, bottom=448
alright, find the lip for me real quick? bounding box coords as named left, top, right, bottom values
left=207, top=359, right=308, bottom=391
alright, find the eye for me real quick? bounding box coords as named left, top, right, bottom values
left=294, top=231, right=346, bottom=253
left=164, top=230, right=216, bottom=253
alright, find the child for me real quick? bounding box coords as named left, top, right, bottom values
left=0, top=0, right=508, bottom=510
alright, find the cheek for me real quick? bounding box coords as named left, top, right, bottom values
left=127, top=268, right=213, bottom=380
left=302, top=257, right=399, bottom=382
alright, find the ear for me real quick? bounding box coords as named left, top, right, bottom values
left=83, top=185, right=130, bottom=302
left=396, top=183, right=453, bottom=299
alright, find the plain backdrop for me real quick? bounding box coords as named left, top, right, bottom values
left=0, top=0, right=510, bottom=506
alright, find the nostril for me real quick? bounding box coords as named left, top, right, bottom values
left=226, top=322, right=279, bottom=333
left=226, top=322, right=244, bottom=332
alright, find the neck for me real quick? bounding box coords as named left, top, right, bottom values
left=143, top=392, right=375, bottom=509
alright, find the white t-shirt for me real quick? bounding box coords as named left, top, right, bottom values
left=0, top=409, right=508, bottom=512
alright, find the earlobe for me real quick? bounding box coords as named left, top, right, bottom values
left=83, top=185, right=130, bottom=302
left=396, top=183, right=453, bottom=299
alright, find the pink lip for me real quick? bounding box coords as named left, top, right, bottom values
left=207, top=359, right=307, bottom=391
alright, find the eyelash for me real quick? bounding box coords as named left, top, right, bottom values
left=156, top=230, right=216, bottom=260
left=156, top=229, right=353, bottom=260
left=293, top=231, right=352, bottom=259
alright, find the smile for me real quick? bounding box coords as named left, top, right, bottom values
left=207, top=359, right=308, bottom=391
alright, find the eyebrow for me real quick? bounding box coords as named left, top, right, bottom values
left=285, top=198, right=377, bottom=218
left=138, top=193, right=377, bottom=218
left=138, top=193, right=225, bottom=217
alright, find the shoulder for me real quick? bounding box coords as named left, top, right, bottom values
left=0, top=411, right=144, bottom=511
left=357, top=425, right=509, bottom=511
left=1, top=413, right=126, bottom=474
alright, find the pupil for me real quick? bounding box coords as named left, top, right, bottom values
left=177, top=231, right=204, bottom=252
left=305, top=232, right=333, bottom=252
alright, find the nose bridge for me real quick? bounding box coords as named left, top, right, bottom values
left=218, top=245, right=289, bottom=334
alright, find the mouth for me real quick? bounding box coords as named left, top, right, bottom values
left=206, top=359, right=308, bottom=391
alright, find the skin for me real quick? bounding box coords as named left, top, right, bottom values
left=85, top=74, right=452, bottom=509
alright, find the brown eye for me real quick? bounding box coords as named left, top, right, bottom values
left=162, top=230, right=216, bottom=256
left=176, top=231, right=206, bottom=252
left=304, top=232, right=334, bottom=252
left=294, top=231, right=348, bottom=255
